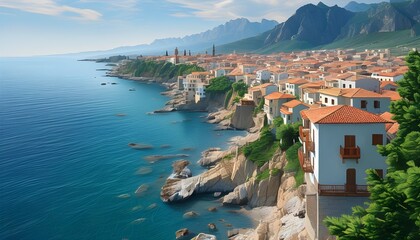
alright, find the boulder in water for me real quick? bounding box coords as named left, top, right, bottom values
left=128, top=143, right=153, bottom=150
left=175, top=228, right=189, bottom=239
left=208, top=223, right=217, bottom=231
left=183, top=211, right=199, bottom=218
left=134, top=184, right=149, bottom=197
left=117, top=193, right=131, bottom=199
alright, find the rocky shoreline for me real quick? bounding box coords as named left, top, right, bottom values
left=107, top=65, right=308, bottom=239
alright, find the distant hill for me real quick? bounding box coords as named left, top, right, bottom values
left=71, top=18, right=277, bottom=58
left=344, top=1, right=377, bottom=12
left=218, top=0, right=420, bottom=54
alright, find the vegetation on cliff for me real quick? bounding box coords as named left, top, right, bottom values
left=243, top=127, right=278, bottom=167
left=285, top=142, right=304, bottom=187
left=325, top=51, right=420, bottom=239
left=206, top=76, right=232, bottom=93
left=119, top=60, right=204, bottom=79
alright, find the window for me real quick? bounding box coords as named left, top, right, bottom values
left=372, top=134, right=383, bottom=145
left=343, top=84, right=346, bottom=88
left=361, top=100, right=367, bottom=108
left=325, top=97, right=328, bottom=104
left=374, top=100, right=380, bottom=108
left=349, top=85, right=352, bottom=88
left=288, top=115, right=291, bottom=120
left=332, top=99, right=335, bottom=105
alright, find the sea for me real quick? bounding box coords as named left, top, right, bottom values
left=0, top=57, right=252, bottom=240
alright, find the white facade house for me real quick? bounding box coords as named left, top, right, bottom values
left=256, top=69, right=272, bottom=83
left=337, top=76, right=380, bottom=92
left=280, top=100, right=309, bottom=124
left=285, top=78, right=309, bottom=96
left=263, top=92, right=295, bottom=124
left=194, top=83, right=206, bottom=103
left=271, top=72, right=289, bottom=84
left=319, top=88, right=391, bottom=114
left=371, top=72, right=404, bottom=82
left=299, top=105, right=390, bottom=240
left=183, top=72, right=210, bottom=103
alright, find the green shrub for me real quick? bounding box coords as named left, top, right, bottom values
left=253, top=99, right=264, bottom=116
left=206, top=76, right=232, bottom=93
left=232, top=81, right=248, bottom=97
left=243, top=128, right=278, bottom=167
left=277, top=121, right=302, bottom=150
left=224, top=89, right=233, bottom=109
left=120, top=60, right=204, bottom=79
left=285, top=142, right=304, bottom=187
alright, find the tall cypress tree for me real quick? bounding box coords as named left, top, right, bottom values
left=325, top=51, right=420, bottom=240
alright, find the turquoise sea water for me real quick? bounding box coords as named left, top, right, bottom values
left=0, top=57, right=252, bottom=240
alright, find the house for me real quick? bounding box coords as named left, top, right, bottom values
left=371, top=71, right=404, bottom=82
left=182, top=72, right=210, bottom=103
left=380, top=81, right=398, bottom=91
left=256, top=69, right=271, bottom=83
left=298, top=81, right=326, bottom=104
left=337, top=75, right=380, bottom=93
left=299, top=105, right=390, bottom=240
left=280, top=100, right=309, bottom=124
left=380, top=112, right=399, bottom=141
left=318, top=88, right=391, bottom=114
left=263, top=92, right=296, bottom=124
left=245, top=83, right=278, bottom=104
left=285, top=78, right=309, bottom=97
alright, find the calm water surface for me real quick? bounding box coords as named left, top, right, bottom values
left=0, top=57, right=252, bottom=240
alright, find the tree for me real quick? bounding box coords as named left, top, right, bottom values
left=277, top=122, right=301, bottom=150
left=232, top=81, right=248, bottom=97
left=325, top=51, right=420, bottom=240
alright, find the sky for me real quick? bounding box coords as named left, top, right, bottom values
left=0, top=0, right=385, bottom=57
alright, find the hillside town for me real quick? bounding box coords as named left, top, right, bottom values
left=122, top=46, right=409, bottom=239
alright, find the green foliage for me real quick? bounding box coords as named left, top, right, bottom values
left=285, top=142, right=304, bottom=187
left=273, top=117, right=284, bottom=129
left=243, top=128, right=278, bottom=167
left=253, top=98, right=264, bottom=116
left=232, top=96, right=241, bottom=105
left=223, top=153, right=234, bottom=161
left=206, top=76, right=232, bottom=93
left=263, top=114, right=268, bottom=127
left=277, top=122, right=302, bottom=150
left=119, top=60, right=204, bottom=79
left=325, top=51, right=420, bottom=239
left=232, top=81, right=248, bottom=97
left=224, top=89, right=233, bottom=109
left=255, top=168, right=282, bottom=182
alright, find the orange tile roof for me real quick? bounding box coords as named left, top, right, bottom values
left=380, top=112, right=399, bottom=134
left=280, top=108, right=292, bottom=115
left=380, top=81, right=398, bottom=88
left=265, top=92, right=295, bottom=100
left=301, top=105, right=391, bottom=124
left=286, top=78, right=309, bottom=85
left=381, top=90, right=401, bottom=101
left=283, top=99, right=306, bottom=108
left=319, top=88, right=387, bottom=98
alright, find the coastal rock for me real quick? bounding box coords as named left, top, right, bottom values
left=172, top=160, right=190, bottom=175
left=175, top=228, right=189, bottom=239
left=230, top=104, right=255, bottom=130
left=135, top=167, right=153, bottom=175
left=208, top=223, right=217, bottom=231
left=160, top=161, right=236, bottom=202
left=128, top=143, right=153, bottom=150
left=192, top=233, right=217, bottom=240
left=135, top=184, right=149, bottom=197
left=231, top=155, right=257, bottom=185
left=198, top=148, right=229, bottom=167
left=183, top=211, right=199, bottom=218
left=208, top=207, right=217, bottom=212
left=144, top=154, right=189, bottom=163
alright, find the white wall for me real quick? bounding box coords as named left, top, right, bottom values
left=350, top=97, right=391, bottom=114
left=315, top=123, right=387, bottom=185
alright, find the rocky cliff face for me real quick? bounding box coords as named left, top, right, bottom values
left=264, top=3, right=355, bottom=46
left=230, top=105, right=255, bottom=130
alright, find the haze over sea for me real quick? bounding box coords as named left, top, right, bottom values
left=0, top=57, right=251, bottom=240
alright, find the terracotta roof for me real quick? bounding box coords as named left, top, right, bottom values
left=319, top=88, right=387, bottom=98
left=380, top=112, right=399, bottom=134
left=381, top=90, right=401, bottom=101
left=380, top=81, right=398, bottom=88
left=301, top=105, right=392, bottom=124
left=286, top=78, right=309, bottom=85
left=265, top=92, right=295, bottom=100
left=283, top=99, right=306, bottom=108
left=280, top=108, right=292, bottom=115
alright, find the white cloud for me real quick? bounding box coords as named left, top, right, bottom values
left=166, top=0, right=384, bottom=22
left=0, top=0, right=102, bottom=20
left=79, top=0, right=139, bottom=10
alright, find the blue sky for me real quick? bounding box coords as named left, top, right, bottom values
left=0, top=0, right=385, bottom=57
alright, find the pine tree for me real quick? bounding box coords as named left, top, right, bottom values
left=324, top=51, right=420, bottom=240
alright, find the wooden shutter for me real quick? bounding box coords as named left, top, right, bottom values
left=344, top=135, right=356, bottom=147
left=372, top=134, right=383, bottom=145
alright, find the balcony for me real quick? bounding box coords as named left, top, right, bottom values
left=318, top=184, right=369, bottom=197
left=340, top=146, right=361, bottom=162
left=299, top=126, right=310, bottom=142
left=298, top=147, right=313, bottom=173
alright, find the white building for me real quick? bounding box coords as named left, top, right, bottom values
left=285, top=78, right=309, bottom=96
left=299, top=105, right=390, bottom=240
left=318, top=88, right=391, bottom=114
left=371, top=72, right=404, bottom=82
left=256, top=69, right=271, bottom=83
left=337, top=76, right=380, bottom=93
left=280, top=100, right=309, bottom=124
left=183, top=72, right=210, bottom=103
left=263, top=92, right=295, bottom=125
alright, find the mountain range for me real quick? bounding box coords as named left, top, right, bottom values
left=218, top=0, right=420, bottom=54
left=75, top=18, right=277, bottom=58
